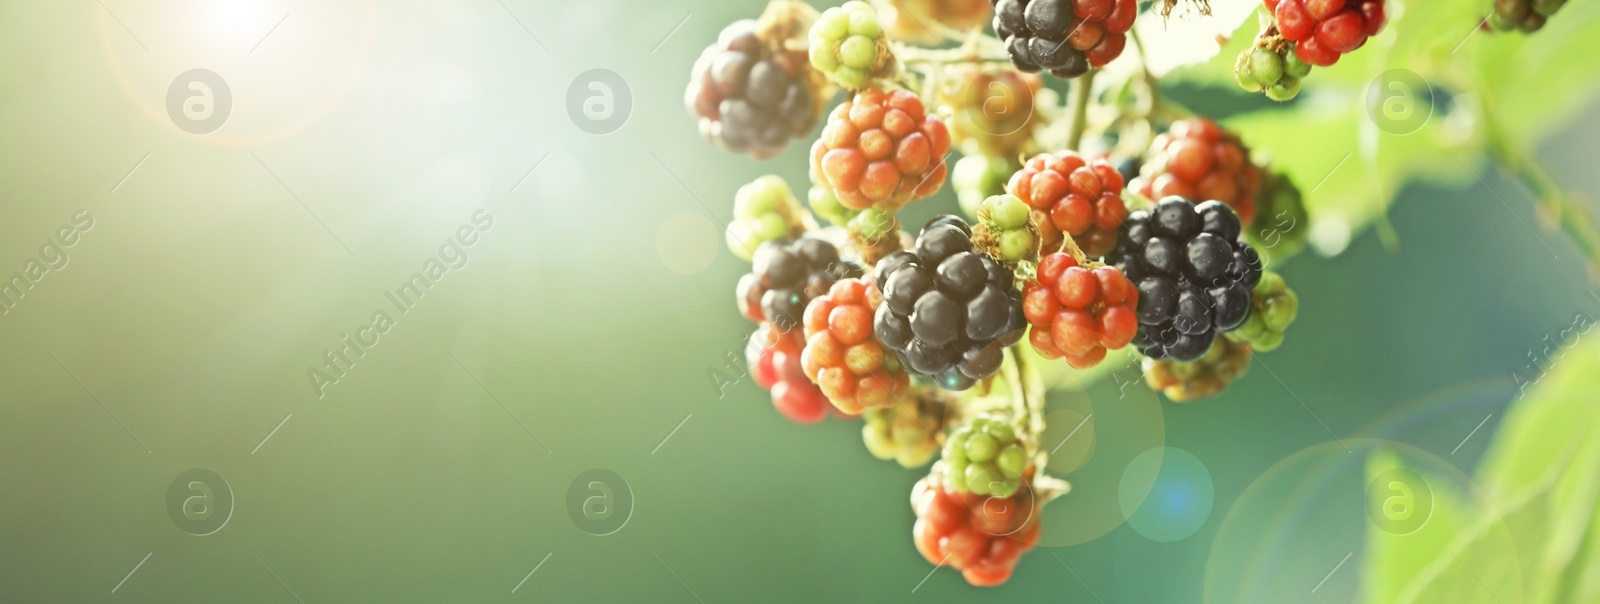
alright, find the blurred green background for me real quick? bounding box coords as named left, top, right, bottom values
left=1, top=0, right=1598, bottom=602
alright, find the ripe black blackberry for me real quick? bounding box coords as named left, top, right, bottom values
left=875, top=216, right=1027, bottom=391
left=686, top=18, right=822, bottom=159
left=991, top=0, right=1137, bottom=79
left=743, top=238, right=862, bottom=332
left=1114, top=197, right=1263, bottom=362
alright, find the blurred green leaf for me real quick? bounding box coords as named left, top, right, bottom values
left=1363, top=336, right=1600, bottom=604
left=1465, top=0, right=1600, bottom=148
left=1361, top=449, right=1468, bottom=604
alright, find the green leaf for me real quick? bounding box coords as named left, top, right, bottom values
left=1360, top=450, right=1467, bottom=604
left=1465, top=0, right=1600, bottom=148
left=1362, top=336, right=1600, bottom=604
left=1222, top=98, right=1469, bottom=255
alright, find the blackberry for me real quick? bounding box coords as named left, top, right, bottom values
left=991, top=0, right=1138, bottom=79
left=1113, top=197, right=1264, bottom=362
left=686, top=12, right=823, bottom=159
left=744, top=238, right=863, bottom=332
left=874, top=216, right=1027, bottom=390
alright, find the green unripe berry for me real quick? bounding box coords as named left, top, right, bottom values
left=966, top=464, right=996, bottom=495
left=852, top=208, right=894, bottom=240
left=1262, top=290, right=1298, bottom=331
left=1254, top=330, right=1285, bottom=352
left=1249, top=48, right=1285, bottom=89
left=996, top=443, right=1026, bottom=478
left=948, top=459, right=969, bottom=491
left=1486, top=11, right=1514, bottom=31
left=1266, top=77, right=1301, bottom=102
left=1232, top=314, right=1266, bottom=342
left=983, top=194, right=1031, bottom=230
left=809, top=43, right=839, bottom=71
left=833, top=67, right=867, bottom=90
left=1257, top=271, right=1285, bottom=295
left=1496, top=0, right=1529, bottom=21
left=1284, top=49, right=1312, bottom=78
left=863, top=424, right=894, bottom=458
left=735, top=176, right=786, bottom=217
left=1532, top=0, right=1563, bottom=16
left=814, top=11, right=849, bottom=40
left=944, top=433, right=968, bottom=463
left=998, top=229, right=1035, bottom=261
left=809, top=186, right=858, bottom=226
left=847, top=6, right=882, bottom=37
left=840, top=36, right=876, bottom=69
left=965, top=433, right=998, bottom=463
left=751, top=213, right=786, bottom=241
left=985, top=421, right=1016, bottom=443
left=1235, top=63, right=1261, bottom=92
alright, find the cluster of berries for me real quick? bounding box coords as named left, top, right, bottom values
left=687, top=6, right=823, bottom=159
left=1234, top=43, right=1314, bottom=101
left=811, top=88, right=951, bottom=211
left=802, top=278, right=913, bottom=414
left=1488, top=0, right=1567, bottom=32
left=727, top=176, right=810, bottom=261
left=875, top=217, right=1027, bottom=390
left=694, top=5, right=1318, bottom=586
left=971, top=194, right=1037, bottom=264
left=1114, top=198, right=1263, bottom=362
left=862, top=389, right=956, bottom=467
left=941, top=413, right=1029, bottom=497
left=1023, top=252, right=1139, bottom=368
left=1132, top=118, right=1261, bottom=227
left=1009, top=151, right=1129, bottom=258
left=992, top=0, right=1138, bottom=79
left=913, top=464, right=1041, bottom=586
left=1264, top=0, right=1387, bottom=67
left=810, top=1, right=897, bottom=90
